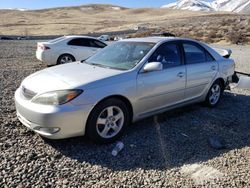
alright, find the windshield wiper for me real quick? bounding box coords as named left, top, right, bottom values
left=89, top=63, right=112, bottom=69
left=110, top=67, right=128, bottom=71
left=82, top=61, right=127, bottom=71
left=81, top=60, right=102, bottom=66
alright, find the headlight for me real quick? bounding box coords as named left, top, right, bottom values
left=32, top=89, right=83, bottom=105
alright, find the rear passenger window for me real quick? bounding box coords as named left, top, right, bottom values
left=183, top=43, right=214, bottom=64
left=183, top=43, right=206, bottom=64
left=80, top=39, right=90, bottom=47
left=68, top=38, right=82, bottom=46
left=68, top=38, right=90, bottom=47
left=206, top=51, right=215, bottom=62
left=149, top=43, right=181, bottom=69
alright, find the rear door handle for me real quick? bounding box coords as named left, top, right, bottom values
left=177, top=72, right=185, bottom=78
left=211, top=66, right=216, bottom=70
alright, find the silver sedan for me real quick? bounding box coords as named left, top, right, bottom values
left=15, top=37, right=235, bottom=143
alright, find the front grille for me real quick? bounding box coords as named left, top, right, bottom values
left=21, top=86, right=37, bottom=100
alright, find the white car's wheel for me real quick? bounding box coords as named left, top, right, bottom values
left=86, top=98, right=130, bottom=143
left=57, top=54, right=75, bottom=65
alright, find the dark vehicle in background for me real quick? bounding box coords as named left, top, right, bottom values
left=0, top=36, right=13, bottom=40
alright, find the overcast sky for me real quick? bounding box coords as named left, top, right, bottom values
left=0, top=0, right=214, bottom=9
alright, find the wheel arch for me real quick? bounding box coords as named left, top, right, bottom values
left=87, top=95, right=134, bottom=124
left=215, top=77, right=226, bottom=90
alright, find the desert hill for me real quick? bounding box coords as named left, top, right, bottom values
left=0, top=4, right=249, bottom=44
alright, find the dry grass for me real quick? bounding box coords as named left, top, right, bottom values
left=0, top=4, right=250, bottom=44
left=164, top=16, right=250, bottom=44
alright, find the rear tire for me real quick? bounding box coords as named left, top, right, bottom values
left=86, top=98, right=130, bottom=144
left=57, top=54, right=75, bottom=65
left=205, top=80, right=223, bottom=107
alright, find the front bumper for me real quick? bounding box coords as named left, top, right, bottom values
left=15, top=88, right=93, bottom=139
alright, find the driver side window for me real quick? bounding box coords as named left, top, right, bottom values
left=148, top=43, right=181, bottom=69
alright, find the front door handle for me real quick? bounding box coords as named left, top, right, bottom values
left=177, top=72, right=185, bottom=78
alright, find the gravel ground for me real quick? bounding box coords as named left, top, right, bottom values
left=0, top=41, right=250, bottom=187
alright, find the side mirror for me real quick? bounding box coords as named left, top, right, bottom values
left=143, top=62, right=163, bottom=72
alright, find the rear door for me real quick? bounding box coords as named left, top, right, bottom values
left=182, top=41, right=218, bottom=100
left=136, top=42, right=186, bottom=116
left=67, top=38, right=94, bottom=60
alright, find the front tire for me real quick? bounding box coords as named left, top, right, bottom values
left=86, top=98, right=130, bottom=143
left=205, top=80, right=223, bottom=107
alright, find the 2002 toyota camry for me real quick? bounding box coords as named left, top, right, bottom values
left=15, top=37, right=235, bottom=143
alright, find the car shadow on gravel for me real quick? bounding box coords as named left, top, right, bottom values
left=45, top=91, right=250, bottom=171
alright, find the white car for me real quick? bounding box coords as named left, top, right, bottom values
left=36, top=36, right=107, bottom=66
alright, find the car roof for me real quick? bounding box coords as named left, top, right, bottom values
left=64, top=35, right=97, bottom=39
left=121, top=37, right=198, bottom=44
left=122, top=37, right=224, bottom=61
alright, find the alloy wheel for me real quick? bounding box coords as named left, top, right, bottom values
left=96, top=106, right=124, bottom=139
left=59, top=55, right=74, bottom=64
left=209, top=84, right=221, bottom=105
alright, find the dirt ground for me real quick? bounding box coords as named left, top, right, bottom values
left=0, top=40, right=249, bottom=187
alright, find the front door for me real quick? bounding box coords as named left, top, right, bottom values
left=67, top=38, right=93, bottom=60
left=136, top=42, right=186, bottom=116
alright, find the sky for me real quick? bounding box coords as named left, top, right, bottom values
left=0, top=0, right=213, bottom=9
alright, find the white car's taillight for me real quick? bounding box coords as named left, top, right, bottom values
left=37, top=44, right=50, bottom=51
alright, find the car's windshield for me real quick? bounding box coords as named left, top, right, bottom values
left=85, top=41, right=155, bottom=70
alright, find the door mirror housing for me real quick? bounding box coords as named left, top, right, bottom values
left=143, top=62, right=163, bottom=73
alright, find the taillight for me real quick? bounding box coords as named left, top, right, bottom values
left=37, top=44, right=50, bottom=51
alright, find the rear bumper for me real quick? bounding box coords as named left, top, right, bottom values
left=36, top=50, right=55, bottom=65
left=15, top=88, right=93, bottom=139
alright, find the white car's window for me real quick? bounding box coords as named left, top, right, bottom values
left=85, top=42, right=155, bottom=70
left=68, top=38, right=91, bottom=47
left=149, top=43, right=181, bottom=69
left=183, top=43, right=214, bottom=64
left=89, top=39, right=107, bottom=48
left=79, top=39, right=91, bottom=47
left=48, top=36, right=66, bottom=43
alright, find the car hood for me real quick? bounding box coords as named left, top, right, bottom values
left=21, top=62, right=123, bottom=93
